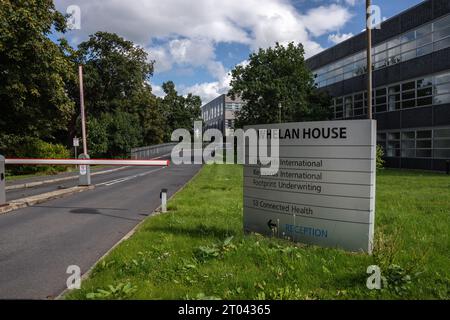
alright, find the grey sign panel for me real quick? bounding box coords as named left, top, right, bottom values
left=243, top=120, right=377, bottom=253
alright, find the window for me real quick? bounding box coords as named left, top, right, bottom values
left=434, top=15, right=450, bottom=31
left=335, top=98, right=343, bottom=119
left=401, top=131, right=415, bottom=158
left=434, top=37, right=450, bottom=51
left=312, top=15, right=450, bottom=88
left=402, top=81, right=415, bottom=91
left=416, top=34, right=432, bottom=47
left=416, top=130, right=433, bottom=158
left=387, top=132, right=401, bottom=157
left=435, top=94, right=450, bottom=105
left=416, top=24, right=432, bottom=37
left=417, top=77, right=433, bottom=88
left=434, top=25, right=450, bottom=41
left=435, top=129, right=450, bottom=138
left=344, top=96, right=353, bottom=118
left=388, top=85, right=401, bottom=111
left=435, top=72, right=450, bottom=105
left=417, top=44, right=433, bottom=57
left=375, top=88, right=387, bottom=112
left=401, top=31, right=415, bottom=43
left=379, top=128, right=450, bottom=159
left=377, top=133, right=387, bottom=153
left=353, top=93, right=365, bottom=116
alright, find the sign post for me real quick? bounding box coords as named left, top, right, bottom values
left=0, top=155, right=5, bottom=206
left=243, top=120, right=377, bottom=253
left=73, top=137, right=79, bottom=160
left=78, top=153, right=91, bottom=186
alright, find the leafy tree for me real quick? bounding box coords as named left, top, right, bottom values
left=73, top=32, right=162, bottom=154
left=75, top=32, right=154, bottom=117
left=159, top=81, right=201, bottom=140
left=229, top=42, right=332, bottom=127
left=135, top=84, right=166, bottom=145
left=88, top=111, right=143, bottom=158
left=0, top=0, right=76, bottom=142
left=106, top=111, right=143, bottom=157
left=87, top=117, right=109, bottom=157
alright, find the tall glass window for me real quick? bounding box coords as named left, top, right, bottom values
left=312, top=14, right=450, bottom=88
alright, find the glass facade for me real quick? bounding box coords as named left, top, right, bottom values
left=202, top=95, right=245, bottom=135
left=378, top=128, right=450, bottom=159
left=312, top=14, right=450, bottom=88
left=329, top=70, right=450, bottom=119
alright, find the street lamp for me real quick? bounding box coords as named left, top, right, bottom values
left=278, top=102, right=282, bottom=124
left=366, top=0, right=373, bottom=120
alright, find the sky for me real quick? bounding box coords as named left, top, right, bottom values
left=53, top=0, right=425, bottom=104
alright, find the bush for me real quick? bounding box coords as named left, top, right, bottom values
left=4, top=136, right=71, bottom=175
left=376, top=144, right=385, bottom=169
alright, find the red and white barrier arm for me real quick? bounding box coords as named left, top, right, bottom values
left=5, top=158, right=170, bottom=167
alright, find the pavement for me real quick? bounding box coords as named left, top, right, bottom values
left=0, top=161, right=202, bottom=299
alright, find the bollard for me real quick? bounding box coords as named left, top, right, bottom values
left=78, top=154, right=91, bottom=186
left=160, top=188, right=167, bottom=213
left=446, top=160, right=450, bottom=175
left=0, top=155, right=5, bottom=206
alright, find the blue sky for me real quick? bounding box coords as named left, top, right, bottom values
left=54, top=0, right=424, bottom=104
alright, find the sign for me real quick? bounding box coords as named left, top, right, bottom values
left=243, top=120, right=377, bottom=253
left=79, top=165, right=87, bottom=175
left=73, top=137, right=80, bottom=147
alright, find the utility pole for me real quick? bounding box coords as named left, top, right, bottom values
left=366, top=0, right=373, bottom=119
left=78, top=65, right=88, bottom=155
left=278, top=102, right=282, bottom=124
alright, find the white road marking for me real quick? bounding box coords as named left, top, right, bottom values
left=96, top=167, right=165, bottom=187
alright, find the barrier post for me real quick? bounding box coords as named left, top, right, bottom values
left=0, top=155, right=5, bottom=206
left=78, top=154, right=91, bottom=186
left=160, top=188, right=167, bottom=213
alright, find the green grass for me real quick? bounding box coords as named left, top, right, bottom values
left=65, top=165, right=450, bottom=300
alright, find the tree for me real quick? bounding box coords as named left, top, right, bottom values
left=134, top=83, right=166, bottom=146
left=0, top=0, right=76, bottom=142
left=73, top=32, right=162, bottom=155
left=229, top=42, right=332, bottom=127
left=75, top=32, right=155, bottom=117
left=158, top=81, right=201, bottom=141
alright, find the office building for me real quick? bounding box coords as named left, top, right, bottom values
left=201, top=94, right=245, bottom=136
left=306, top=0, right=450, bottom=171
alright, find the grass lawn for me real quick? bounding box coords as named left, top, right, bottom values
left=66, top=165, right=450, bottom=300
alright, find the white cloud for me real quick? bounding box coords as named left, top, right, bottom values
left=56, top=0, right=355, bottom=104
left=151, top=84, right=165, bottom=98
left=182, top=60, right=249, bottom=104
left=300, top=4, right=354, bottom=37
left=57, top=0, right=354, bottom=72
left=328, top=32, right=354, bottom=44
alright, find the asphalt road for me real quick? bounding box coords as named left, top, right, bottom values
left=0, top=162, right=202, bottom=299
left=7, top=166, right=139, bottom=201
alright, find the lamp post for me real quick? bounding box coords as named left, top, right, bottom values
left=78, top=65, right=88, bottom=155
left=278, top=102, right=282, bottom=124
left=366, top=0, right=373, bottom=120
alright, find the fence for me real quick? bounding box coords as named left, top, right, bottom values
left=131, top=143, right=177, bottom=160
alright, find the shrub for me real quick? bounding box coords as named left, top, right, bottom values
left=376, top=145, right=385, bottom=169
left=4, top=136, right=71, bottom=175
